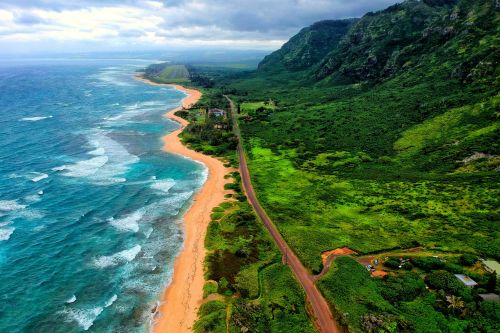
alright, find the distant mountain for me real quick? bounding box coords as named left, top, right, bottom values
left=257, top=0, right=498, bottom=87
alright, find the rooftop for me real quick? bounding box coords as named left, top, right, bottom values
left=479, top=293, right=500, bottom=302
left=454, top=274, right=478, bottom=287
left=482, top=259, right=500, bottom=275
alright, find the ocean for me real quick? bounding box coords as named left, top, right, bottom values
left=0, top=58, right=206, bottom=332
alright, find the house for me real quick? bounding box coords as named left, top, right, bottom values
left=482, top=259, right=500, bottom=277
left=454, top=274, right=478, bottom=288
left=479, top=293, right=500, bottom=302
left=208, top=108, right=225, bottom=117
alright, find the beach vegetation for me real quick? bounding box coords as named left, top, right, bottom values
left=196, top=172, right=316, bottom=332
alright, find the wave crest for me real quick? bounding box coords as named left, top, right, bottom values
left=93, top=245, right=142, bottom=268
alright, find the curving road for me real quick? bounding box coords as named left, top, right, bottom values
left=225, top=96, right=341, bottom=333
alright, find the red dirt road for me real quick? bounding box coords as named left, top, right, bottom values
left=226, top=97, right=341, bottom=333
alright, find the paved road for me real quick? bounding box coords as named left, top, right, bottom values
left=225, top=96, right=341, bottom=333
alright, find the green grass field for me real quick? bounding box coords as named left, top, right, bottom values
left=148, top=64, right=190, bottom=83
left=244, top=138, right=499, bottom=273
left=157, top=64, right=190, bottom=83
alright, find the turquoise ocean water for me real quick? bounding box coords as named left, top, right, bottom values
left=0, top=58, right=206, bottom=332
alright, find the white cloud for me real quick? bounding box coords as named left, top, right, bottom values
left=0, top=0, right=399, bottom=53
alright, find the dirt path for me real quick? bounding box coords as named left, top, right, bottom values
left=225, top=96, right=341, bottom=333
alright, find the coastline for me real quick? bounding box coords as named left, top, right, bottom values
left=136, top=75, right=232, bottom=332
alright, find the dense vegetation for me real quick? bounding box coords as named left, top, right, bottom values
left=174, top=91, right=239, bottom=165
left=154, top=0, right=499, bottom=331
left=319, top=257, right=499, bottom=332
left=194, top=173, right=315, bottom=333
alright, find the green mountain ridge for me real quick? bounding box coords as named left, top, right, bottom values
left=234, top=0, right=499, bottom=175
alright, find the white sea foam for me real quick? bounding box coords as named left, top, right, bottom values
left=62, top=307, right=103, bottom=331
left=0, top=200, right=26, bottom=212
left=30, top=172, right=48, bottom=182
left=14, top=209, right=44, bottom=220
left=0, top=227, right=15, bottom=241
left=102, top=101, right=166, bottom=125
left=0, top=221, right=12, bottom=227
left=144, top=227, right=153, bottom=239
left=150, top=179, right=176, bottom=194
left=93, top=245, right=142, bottom=268
left=108, top=210, right=143, bottom=233
left=60, top=132, right=138, bottom=184
left=92, top=69, right=133, bottom=87
left=61, top=156, right=109, bottom=177
left=24, top=194, right=42, bottom=203
left=20, top=115, right=52, bottom=122
left=158, top=191, right=194, bottom=216
left=38, top=190, right=44, bottom=195
left=104, top=295, right=118, bottom=308
left=66, top=295, right=77, bottom=303
left=52, top=165, right=67, bottom=172
left=88, top=147, right=105, bottom=156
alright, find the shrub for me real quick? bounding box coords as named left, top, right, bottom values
left=459, top=254, right=479, bottom=266
left=424, top=270, right=464, bottom=294
left=234, top=265, right=259, bottom=298
left=194, top=301, right=227, bottom=333
left=379, top=272, right=426, bottom=303
left=444, top=262, right=464, bottom=274
left=198, top=300, right=226, bottom=317
left=384, top=257, right=401, bottom=269
left=411, top=257, right=445, bottom=272
left=402, top=262, right=414, bottom=270
left=203, top=281, right=218, bottom=298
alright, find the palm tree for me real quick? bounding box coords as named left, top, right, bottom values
left=447, top=295, right=465, bottom=315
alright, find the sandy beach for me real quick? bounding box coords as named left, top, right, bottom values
left=136, top=75, right=232, bottom=332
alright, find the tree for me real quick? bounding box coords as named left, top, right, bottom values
left=447, top=295, right=465, bottom=316
left=425, top=270, right=463, bottom=295
left=486, top=273, right=497, bottom=293
left=459, top=254, right=478, bottom=266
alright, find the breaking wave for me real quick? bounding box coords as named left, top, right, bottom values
left=93, top=245, right=142, bottom=269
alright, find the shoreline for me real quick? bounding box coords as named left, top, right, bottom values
left=136, top=75, right=232, bottom=332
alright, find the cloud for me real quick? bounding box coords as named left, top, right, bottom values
left=0, top=0, right=400, bottom=54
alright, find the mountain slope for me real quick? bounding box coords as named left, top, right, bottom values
left=258, top=19, right=357, bottom=73
left=315, top=0, right=499, bottom=84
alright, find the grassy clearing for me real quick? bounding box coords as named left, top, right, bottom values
left=157, top=64, right=190, bottom=83
left=144, top=64, right=190, bottom=84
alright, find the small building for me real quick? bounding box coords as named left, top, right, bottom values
left=454, top=274, right=478, bottom=288
left=479, top=293, right=500, bottom=302
left=208, top=108, right=225, bottom=117
left=482, top=259, right=500, bottom=277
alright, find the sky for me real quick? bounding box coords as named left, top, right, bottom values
left=0, top=0, right=400, bottom=55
